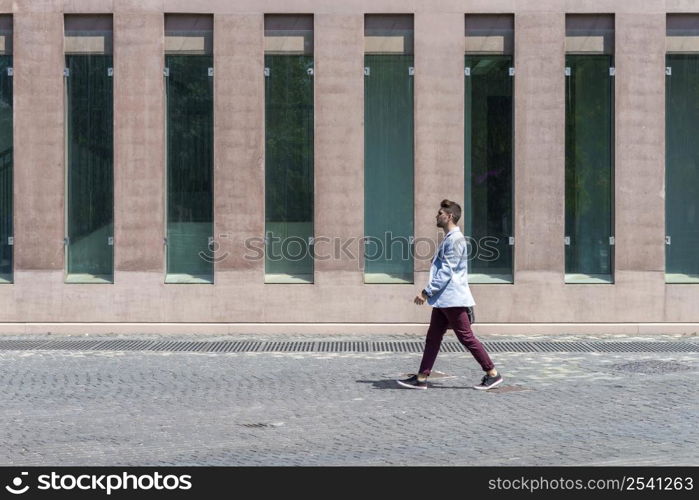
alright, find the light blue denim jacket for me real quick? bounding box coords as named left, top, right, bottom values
left=423, top=227, right=476, bottom=308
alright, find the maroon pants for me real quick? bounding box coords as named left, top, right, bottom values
left=418, top=307, right=495, bottom=375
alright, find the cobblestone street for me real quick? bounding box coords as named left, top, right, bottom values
left=0, top=334, right=697, bottom=466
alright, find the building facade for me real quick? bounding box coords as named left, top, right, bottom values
left=0, top=0, right=698, bottom=335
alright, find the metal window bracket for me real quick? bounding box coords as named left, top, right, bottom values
left=565, top=67, right=571, bottom=77
left=509, top=67, right=515, bottom=76
left=63, top=68, right=70, bottom=77
left=208, top=67, right=214, bottom=77
left=264, top=67, right=270, bottom=77
left=64, top=236, right=70, bottom=246
left=364, top=67, right=370, bottom=76
left=107, top=67, right=113, bottom=77
left=308, top=236, right=314, bottom=246
left=7, top=67, right=13, bottom=76
left=609, top=67, right=616, bottom=76
left=464, top=67, right=471, bottom=76
left=508, top=236, right=515, bottom=246
left=163, top=67, right=170, bottom=77
left=408, top=67, right=415, bottom=76
left=665, top=236, right=671, bottom=245
left=564, top=236, right=570, bottom=246
left=208, top=236, right=214, bottom=246
left=609, top=236, right=615, bottom=246
left=7, top=236, right=13, bottom=246
left=307, top=67, right=314, bottom=76
left=107, top=236, right=114, bottom=246
left=408, top=236, right=415, bottom=245
left=666, top=67, right=672, bottom=76
left=163, top=237, right=168, bottom=246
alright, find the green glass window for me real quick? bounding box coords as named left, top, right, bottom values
left=264, top=16, right=314, bottom=284
left=364, top=16, right=414, bottom=284
left=564, top=54, right=614, bottom=283
left=464, top=55, right=513, bottom=283
left=64, top=17, right=114, bottom=283
left=666, top=54, right=699, bottom=283
left=165, top=16, right=214, bottom=284
left=0, top=19, right=12, bottom=284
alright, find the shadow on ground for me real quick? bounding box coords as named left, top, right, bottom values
left=356, top=379, right=533, bottom=392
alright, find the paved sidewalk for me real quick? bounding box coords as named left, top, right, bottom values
left=0, top=333, right=697, bottom=466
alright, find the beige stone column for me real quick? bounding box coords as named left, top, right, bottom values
left=513, top=11, right=565, bottom=281
left=212, top=14, right=264, bottom=279
left=614, top=13, right=665, bottom=280
left=313, top=14, right=364, bottom=284
left=13, top=2, right=64, bottom=274
left=113, top=4, right=164, bottom=278
left=209, top=14, right=266, bottom=321
left=414, top=12, right=465, bottom=276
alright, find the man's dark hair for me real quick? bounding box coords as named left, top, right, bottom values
left=440, top=199, right=461, bottom=224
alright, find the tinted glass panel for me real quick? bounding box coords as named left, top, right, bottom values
left=565, top=54, right=614, bottom=283
left=666, top=54, right=699, bottom=282
left=0, top=52, right=11, bottom=283
left=65, top=53, right=114, bottom=282
left=264, top=54, right=314, bottom=283
left=165, top=54, right=214, bottom=283
left=364, top=54, right=414, bottom=283
left=464, top=55, right=513, bottom=283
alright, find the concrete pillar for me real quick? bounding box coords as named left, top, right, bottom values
left=414, top=12, right=465, bottom=277
left=13, top=1, right=64, bottom=273
left=212, top=14, right=264, bottom=279
left=209, top=14, right=266, bottom=321
left=314, top=14, right=364, bottom=283
left=614, top=13, right=666, bottom=278
left=513, top=11, right=566, bottom=281
left=113, top=4, right=164, bottom=277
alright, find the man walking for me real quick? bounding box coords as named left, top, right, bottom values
left=397, top=199, right=503, bottom=390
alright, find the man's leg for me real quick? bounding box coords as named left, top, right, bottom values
left=443, top=307, right=495, bottom=372
left=417, top=307, right=450, bottom=376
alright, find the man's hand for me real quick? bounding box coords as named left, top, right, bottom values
left=414, top=290, right=427, bottom=305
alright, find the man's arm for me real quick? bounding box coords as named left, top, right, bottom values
left=423, top=237, right=465, bottom=298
